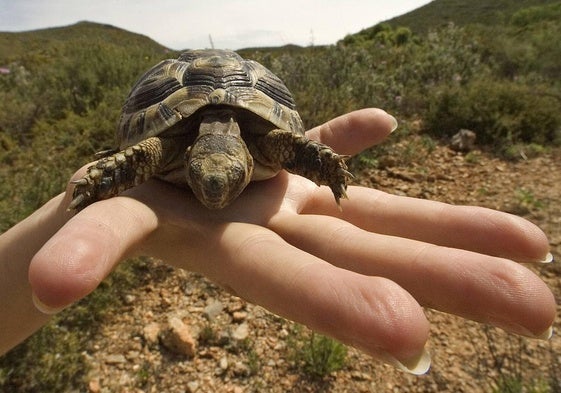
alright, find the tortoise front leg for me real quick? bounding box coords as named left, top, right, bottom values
left=69, top=136, right=168, bottom=211
left=253, top=130, right=353, bottom=205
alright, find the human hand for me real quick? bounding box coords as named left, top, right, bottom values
left=28, top=108, right=556, bottom=374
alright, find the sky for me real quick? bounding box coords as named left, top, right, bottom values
left=0, top=0, right=432, bottom=50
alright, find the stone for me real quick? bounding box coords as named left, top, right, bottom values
left=143, top=322, right=161, bottom=345
left=203, top=300, right=224, bottom=320
left=450, top=129, right=476, bottom=152
left=232, top=361, right=250, bottom=377
left=104, top=354, right=126, bottom=364
left=232, top=311, right=248, bottom=322
left=125, top=350, right=140, bottom=361
left=161, top=317, right=197, bottom=357
left=88, top=379, right=101, bottom=393
left=231, top=323, right=249, bottom=341
left=123, top=294, right=136, bottom=304
left=186, top=381, right=199, bottom=393
left=219, top=356, right=229, bottom=370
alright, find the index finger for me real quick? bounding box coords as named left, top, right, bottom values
left=306, top=108, right=398, bottom=155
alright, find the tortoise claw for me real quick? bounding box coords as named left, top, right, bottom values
left=71, top=178, right=89, bottom=186
left=335, top=186, right=348, bottom=212
left=342, top=168, right=355, bottom=180
left=340, top=184, right=349, bottom=199
left=67, top=194, right=86, bottom=211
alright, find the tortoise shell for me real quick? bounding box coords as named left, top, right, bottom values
left=117, top=49, right=304, bottom=149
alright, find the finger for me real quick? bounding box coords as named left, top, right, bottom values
left=306, top=108, right=397, bottom=155
left=28, top=195, right=159, bottom=312
left=269, top=213, right=556, bottom=339
left=187, top=221, right=431, bottom=374
left=303, top=186, right=552, bottom=263
left=0, top=192, right=72, bottom=353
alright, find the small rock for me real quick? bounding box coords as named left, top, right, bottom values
left=227, top=300, right=245, bottom=313
left=143, top=322, right=161, bottom=345
left=161, top=317, right=196, bottom=357
left=88, top=379, right=101, bottom=393
left=126, top=350, right=140, bottom=361
left=186, top=381, right=199, bottom=393
left=123, top=294, right=136, bottom=304
left=232, top=311, right=248, bottom=322
left=450, top=129, right=476, bottom=152
left=351, top=370, right=372, bottom=381
left=204, top=300, right=224, bottom=320
left=231, top=323, right=249, bottom=341
left=219, top=356, right=229, bottom=370
left=104, top=354, right=126, bottom=364
left=232, top=361, right=250, bottom=377
left=279, top=328, right=289, bottom=338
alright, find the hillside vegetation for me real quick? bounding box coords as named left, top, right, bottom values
left=381, top=0, right=559, bottom=33
left=0, top=21, right=167, bottom=60
left=0, top=2, right=560, bottom=391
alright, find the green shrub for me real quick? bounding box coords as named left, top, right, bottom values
left=287, top=326, right=348, bottom=378
left=423, top=79, right=561, bottom=152
left=511, top=3, right=561, bottom=27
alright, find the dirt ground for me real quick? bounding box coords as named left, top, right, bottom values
left=82, top=138, right=561, bottom=393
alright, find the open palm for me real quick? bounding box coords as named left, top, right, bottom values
left=26, top=108, right=555, bottom=374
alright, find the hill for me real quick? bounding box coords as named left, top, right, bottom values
left=0, top=21, right=169, bottom=63
left=384, top=0, right=559, bottom=33
left=339, top=0, right=561, bottom=45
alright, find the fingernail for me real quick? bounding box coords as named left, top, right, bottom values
left=540, top=252, right=554, bottom=263
left=32, top=292, right=66, bottom=315
left=492, top=317, right=554, bottom=341
left=379, top=348, right=431, bottom=375
left=389, top=115, right=399, bottom=133
left=521, top=325, right=554, bottom=340
left=535, top=325, right=554, bottom=340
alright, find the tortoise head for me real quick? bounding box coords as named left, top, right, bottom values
left=185, top=110, right=254, bottom=209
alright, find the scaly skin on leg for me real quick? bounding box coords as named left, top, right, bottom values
left=253, top=129, right=352, bottom=205
left=69, top=137, right=167, bottom=211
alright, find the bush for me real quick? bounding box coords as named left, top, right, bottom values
left=287, top=326, right=348, bottom=378
left=422, top=78, right=561, bottom=152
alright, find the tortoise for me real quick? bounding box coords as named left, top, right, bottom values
left=69, top=49, right=352, bottom=211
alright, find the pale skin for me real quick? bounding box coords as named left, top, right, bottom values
left=0, top=108, right=555, bottom=374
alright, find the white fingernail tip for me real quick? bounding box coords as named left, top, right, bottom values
left=32, top=292, right=65, bottom=315
left=381, top=348, right=432, bottom=375
left=540, top=252, right=554, bottom=263
left=389, top=115, right=399, bottom=133
left=536, top=325, right=553, bottom=340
